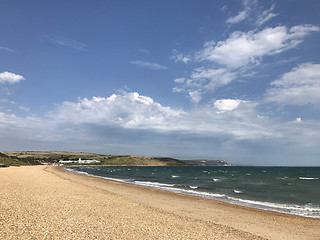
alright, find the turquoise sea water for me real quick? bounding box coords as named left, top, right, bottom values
left=66, top=166, right=320, bottom=218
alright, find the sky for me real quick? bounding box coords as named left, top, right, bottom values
left=1, top=0, right=320, bottom=166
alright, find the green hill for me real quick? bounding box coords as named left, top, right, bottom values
left=5, top=151, right=190, bottom=166
left=0, top=152, right=39, bottom=167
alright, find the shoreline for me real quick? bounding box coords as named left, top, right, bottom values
left=64, top=165, right=319, bottom=219
left=1, top=166, right=319, bottom=239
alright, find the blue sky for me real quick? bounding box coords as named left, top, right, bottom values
left=1, top=0, right=320, bottom=166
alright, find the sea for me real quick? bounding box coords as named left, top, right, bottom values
left=65, top=166, right=320, bottom=218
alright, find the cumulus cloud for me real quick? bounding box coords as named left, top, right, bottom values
left=265, top=63, right=320, bottom=105
left=0, top=71, right=25, bottom=84
left=130, top=61, right=167, bottom=70
left=196, top=25, right=320, bottom=68
left=214, top=99, right=246, bottom=113
left=42, top=91, right=268, bottom=139
left=50, top=92, right=183, bottom=130
left=1, top=91, right=320, bottom=165
left=0, top=95, right=297, bottom=141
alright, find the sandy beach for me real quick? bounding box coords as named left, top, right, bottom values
left=0, top=166, right=319, bottom=239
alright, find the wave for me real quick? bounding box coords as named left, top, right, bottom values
left=233, top=190, right=243, bottom=194
left=299, top=177, right=319, bottom=180
left=65, top=167, right=320, bottom=219
left=227, top=196, right=320, bottom=218
left=134, top=181, right=175, bottom=188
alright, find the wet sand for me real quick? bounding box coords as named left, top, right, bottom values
left=0, top=166, right=319, bottom=239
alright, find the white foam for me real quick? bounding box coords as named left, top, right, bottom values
left=189, top=186, right=198, bottom=189
left=233, top=190, right=243, bottom=194
left=299, top=177, right=319, bottom=180
left=212, top=178, right=220, bottom=182
left=227, top=196, right=320, bottom=218
left=134, top=181, right=175, bottom=187
left=171, top=175, right=180, bottom=178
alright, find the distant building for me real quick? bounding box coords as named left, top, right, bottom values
left=77, top=158, right=100, bottom=164
left=59, top=158, right=100, bottom=164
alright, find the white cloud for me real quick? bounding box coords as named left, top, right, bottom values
left=130, top=61, right=167, bottom=70
left=225, top=0, right=255, bottom=24
left=50, top=92, right=183, bottom=130
left=265, top=63, right=320, bottom=105
left=196, top=25, right=320, bottom=68
left=172, top=87, right=184, bottom=93
left=188, top=91, right=202, bottom=104
left=53, top=36, right=88, bottom=51
left=226, top=1, right=278, bottom=26
left=191, top=67, right=237, bottom=91
left=46, top=91, right=264, bottom=138
left=256, top=4, right=278, bottom=26
left=172, top=67, right=238, bottom=102
left=214, top=99, right=245, bottom=113
left=1, top=91, right=320, bottom=165
left=170, top=49, right=191, bottom=63
left=174, top=78, right=185, bottom=83
left=226, top=10, right=249, bottom=24
left=0, top=71, right=25, bottom=84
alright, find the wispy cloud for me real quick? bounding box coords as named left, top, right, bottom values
left=138, top=49, right=150, bottom=54
left=226, top=10, right=249, bottom=24
left=226, top=0, right=277, bottom=26
left=130, top=60, right=167, bottom=70
left=256, top=4, right=278, bottom=26
left=265, top=63, right=320, bottom=106
left=0, top=46, right=15, bottom=53
left=0, top=71, right=25, bottom=84
left=173, top=24, right=319, bottom=103
left=51, top=36, right=88, bottom=51
left=226, top=0, right=256, bottom=24
left=18, top=106, right=30, bottom=112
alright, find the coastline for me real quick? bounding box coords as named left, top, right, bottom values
left=1, top=166, right=319, bottom=239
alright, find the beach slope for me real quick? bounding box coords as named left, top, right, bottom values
left=1, top=166, right=319, bottom=239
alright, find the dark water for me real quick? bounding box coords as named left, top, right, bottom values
left=66, top=166, right=320, bottom=218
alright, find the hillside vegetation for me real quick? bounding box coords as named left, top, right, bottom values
left=5, top=151, right=190, bottom=166
left=0, top=152, right=39, bottom=167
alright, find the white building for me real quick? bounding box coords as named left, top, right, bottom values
left=59, top=158, right=100, bottom=164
